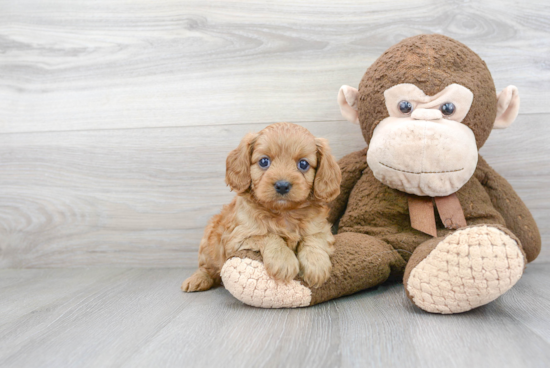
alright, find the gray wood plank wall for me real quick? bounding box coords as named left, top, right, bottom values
left=1, top=0, right=549, bottom=267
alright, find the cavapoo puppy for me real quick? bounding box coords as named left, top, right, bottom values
left=182, top=122, right=342, bottom=292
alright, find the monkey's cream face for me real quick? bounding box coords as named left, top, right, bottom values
left=367, top=84, right=478, bottom=197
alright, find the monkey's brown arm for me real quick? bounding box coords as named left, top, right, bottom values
left=328, top=148, right=368, bottom=225
left=475, top=155, right=541, bottom=262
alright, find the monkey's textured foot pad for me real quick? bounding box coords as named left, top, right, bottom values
left=221, top=257, right=312, bottom=308
left=407, top=226, right=525, bottom=314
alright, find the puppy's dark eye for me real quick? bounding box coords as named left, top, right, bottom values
left=399, top=100, right=413, bottom=114
left=258, top=157, right=271, bottom=169
left=440, top=102, right=455, bottom=116
left=298, top=159, right=310, bottom=172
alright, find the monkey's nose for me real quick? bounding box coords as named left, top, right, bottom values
left=274, top=181, right=292, bottom=195
left=411, top=108, right=442, bottom=121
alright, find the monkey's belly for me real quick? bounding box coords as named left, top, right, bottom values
left=337, top=168, right=506, bottom=257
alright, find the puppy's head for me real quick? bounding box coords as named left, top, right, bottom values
left=225, top=123, right=341, bottom=210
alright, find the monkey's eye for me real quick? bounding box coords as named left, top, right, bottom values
left=398, top=100, right=413, bottom=114
left=258, top=157, right=271, bottom=169
left=440, top=103, right=455, bottom=116
left=298, top=159, right=310, bottom=172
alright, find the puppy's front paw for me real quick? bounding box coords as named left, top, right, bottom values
left=181, top=270, right=214, bottom=292
left=263, top=249, right=300, bottom=283
left=298, top=248, right=332, bottom=288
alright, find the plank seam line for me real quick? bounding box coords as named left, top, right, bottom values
left=0, top=120, right=351, bottom=136
left=0, top=112, right=542, bottom=136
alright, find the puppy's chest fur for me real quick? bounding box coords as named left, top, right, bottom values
left=269, top=215, right=304, bottom=250
left=255, top=208, right=313, bottom=251
left=231, top=196, right=327, bottom=253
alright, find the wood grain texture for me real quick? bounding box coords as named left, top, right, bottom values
left=0, top=0, right=548, bottom=267
left=1, top=115, right=548, bottom=267
left=1, top=0, right=550, bottom=133
left=0, top=265, right=549, bottom=368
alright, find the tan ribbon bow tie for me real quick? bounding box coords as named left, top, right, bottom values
left=408, top=193, right=467, bottom=237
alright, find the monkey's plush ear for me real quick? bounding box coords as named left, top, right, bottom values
left=225, top=132, right=257, bottom=194
left=337, top=85, right=360, bottom=124
left=494, top=85, right=520, bottom=129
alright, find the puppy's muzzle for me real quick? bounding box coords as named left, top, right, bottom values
left=274, top=181, right=292, bottom=195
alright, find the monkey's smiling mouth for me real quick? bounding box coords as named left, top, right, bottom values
left=379, top=162, right=464, bottom=174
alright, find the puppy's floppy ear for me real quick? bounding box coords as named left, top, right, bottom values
left=225, top=132, right=257, bottom=193
left=313, top=138, right=342, bottom=202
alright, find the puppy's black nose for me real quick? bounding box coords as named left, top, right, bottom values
left=274, top=181, right=292, bottom=195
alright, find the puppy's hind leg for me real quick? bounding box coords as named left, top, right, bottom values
left=182, top=248, right=223, bottom=292
left=182, top=217, right=224, bottom=292
left=182, top=268, right=216, bottom=292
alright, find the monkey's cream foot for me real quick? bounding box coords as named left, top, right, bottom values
left=221, top=257, right=312, bottom=308
left=406, top=225, right=525, bottom=314
left=181, top=269, right=215, bottom=292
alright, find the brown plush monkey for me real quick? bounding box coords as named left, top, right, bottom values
left=219, top=34, right=541, bottom=314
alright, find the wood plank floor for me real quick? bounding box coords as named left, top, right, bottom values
left=0, top=264, right=549, bottom=368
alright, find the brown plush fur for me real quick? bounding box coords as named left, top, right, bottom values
left=358, top=34, right=497, bottom=148
left=182, top=123, right=342, bottom=292
left=334, top=153, right=508, bottom=258
left=309, top=35, right=541, bottom=306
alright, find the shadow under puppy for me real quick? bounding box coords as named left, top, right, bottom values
left=182, top=123, right=342, bottom=293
